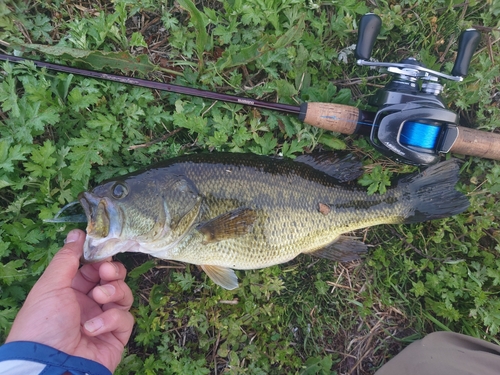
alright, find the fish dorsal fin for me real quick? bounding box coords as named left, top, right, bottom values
left=308, top=236, right=367, bottom=262
left=201, top=265, right=239, bottom=290
left=294, top=153, right=363, bottom=183
left=197, top=207, right=257, bottom=244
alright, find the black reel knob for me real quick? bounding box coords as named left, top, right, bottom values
left=451, top=29, right=481, bottom=77
left=355, top=13, right=382, bottom=60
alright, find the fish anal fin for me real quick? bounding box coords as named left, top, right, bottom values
left=294, top=153, right=363, bottom=183
left=309, top=236, right=367, bottom=262
left=197, top=207, right=257, bottom=244
left=201, top=265, right=239, bottom=290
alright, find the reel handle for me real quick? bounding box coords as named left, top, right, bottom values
left=355, top=14, right=382, bottom=60
left=451, top=29, right=481, bottom=77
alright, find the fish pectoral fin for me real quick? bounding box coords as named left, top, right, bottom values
left=309, top=236, right=367, bottom=262
left=201, top=265, right=239, bottom=290
left=197, top=207, right=257, bottom=244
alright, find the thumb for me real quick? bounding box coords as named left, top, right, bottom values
left=38, top=229, right=86, bottom=289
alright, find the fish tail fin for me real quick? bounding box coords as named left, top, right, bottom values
left=400, top=160, right=469, bottom=224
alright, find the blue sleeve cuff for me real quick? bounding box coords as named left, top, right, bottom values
left=0, top=341, right=112, bottom=375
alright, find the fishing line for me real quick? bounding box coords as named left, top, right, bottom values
left=43, top=200, right=87, bottom=223
left=400, top=121, right=440, bottom=149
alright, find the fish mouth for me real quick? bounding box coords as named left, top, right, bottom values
left=78, top=192, right=129, bottom=262
left=78, top=192, right=111, bottom=238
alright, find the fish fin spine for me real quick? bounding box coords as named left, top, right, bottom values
left=294, top=153, right=363, bottom=183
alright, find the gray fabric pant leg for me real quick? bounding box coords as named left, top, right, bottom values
left=375, top=331, right=500, bottom=375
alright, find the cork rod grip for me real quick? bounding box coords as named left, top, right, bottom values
left=451, top=126, right=500, bottom=160
left=299, top=103, right=361, bottom=134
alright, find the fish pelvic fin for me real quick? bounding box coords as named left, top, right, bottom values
left=400, top=160, right=470, bottom=224
left=197, top=207, right=257, bottom=244
left=308, top=236, right=367, bottom=262
left=201, top=265, right=239, bottom=290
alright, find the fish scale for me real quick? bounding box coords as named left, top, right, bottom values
left=79, top=153, right=469, bottom=289
left=186, top=161, right=398, bottom=248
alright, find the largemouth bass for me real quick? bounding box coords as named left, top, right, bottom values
left=79, top=153, right=469, bottom=289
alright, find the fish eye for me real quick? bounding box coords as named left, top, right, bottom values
left=111, top=183, right=128, bottom=199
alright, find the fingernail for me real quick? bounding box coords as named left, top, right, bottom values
left=65, top=230, right=81, bottom=244
left=84, top=318, right=103, bottom=333
left=98, top=284, right=115, bottom=297
left=111, top=262, right=120, bottom=276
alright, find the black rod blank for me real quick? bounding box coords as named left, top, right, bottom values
left=0, top=53, right=301, bottom=115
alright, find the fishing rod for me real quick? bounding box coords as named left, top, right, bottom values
left=0, top=51, right=375, bottom=145
left=1, top=14, right=499, bottom=166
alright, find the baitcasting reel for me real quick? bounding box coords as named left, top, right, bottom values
left=355, top=14, right=481, bottom=165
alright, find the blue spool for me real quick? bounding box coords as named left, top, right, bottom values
left=400, top=121, right=440, bottom=149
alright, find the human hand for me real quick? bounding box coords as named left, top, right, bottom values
left=6, top=229, right=135, bottom=373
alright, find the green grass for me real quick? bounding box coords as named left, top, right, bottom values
left=1, top=0, right=500, bottom=373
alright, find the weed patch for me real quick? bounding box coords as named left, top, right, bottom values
left=1, top=0, right=499, bottom=373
